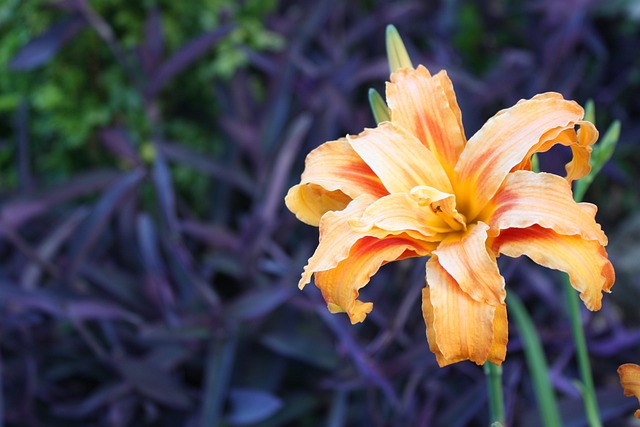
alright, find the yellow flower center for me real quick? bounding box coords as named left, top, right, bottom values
left=409, top=185, right=467, bottom=233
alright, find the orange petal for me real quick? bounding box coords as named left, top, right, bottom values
left=423, top=257, right=506, bottom=366
left=285, top=184, right=353, bottom=227
left=349, top=191, right=453, bottom=240
left=567, top=120, right=598, bottom=182
left=285, top=138, right=388, bottom=226
left=386, top=66, right=466, bottom=176
left=618, top=363, right=640, bottom=418
left=483, top=170, right=607, bottom=245
left=433, top=222, right=506, bottom=306
left=511, top=120, right=598, bottom=183
left=493, top=225, right=614, bottom=311
left=454, top=93, right=588, bottom=220
left=421, top=286, right=442, bottom=362
left=316, top=235, right=434, bottom=324
left=488, top=303, right=508, bottom=364
left=298, top=195, right=376, bottom=289
left=347, top=122, right=453, bottom=194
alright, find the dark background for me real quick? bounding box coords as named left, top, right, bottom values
left=1, top=0, right=639, bottom=425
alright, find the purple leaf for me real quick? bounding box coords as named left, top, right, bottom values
left=139, top=325, right=211, bottom=342
left=53, top=383, right=130, bottom=418
left=67, top=169, right=146, bottom=277
left=219, top=115, right=260, bottom=155
left=138, top=7, right=164, bottom=75
left=115, top=357, right=190, bottom=409
left=226, top=285, right=293, bottom=321
left=261, top=114, right=312, bottom=223
left=151, top=153, right=178, bottom=232
left=80, top=263, right=146, bottom=310
left=200, top=336, right=237, bottom=426
left=260, top=332, right=338, bottom=370
left=156, top=140, right=254, bottom=194
left=137, top=214, right=166, bottom=276
left=437, top=382, right=487, bottom=426
left=591, top=329, right=640, bottom=355
left=0, top=282, right=140, bottom=323
left=0, top=169, right=120, bottom=233
left=225, top=388, right=282, bottom=426
left=99, top=127, right=141, bottom=165
left=10, top=16, right=86, bottom=70
left=21, top=208, right=88, bottom=289
left=64, top=300, right=141, bottom=323
left=180, top=220, right=240, bottom=251
left=160, top=236, right=221, bottom=308
left=261, top=65, right=295, bottom=154
left=319, top=309, right=400, bottom=408
left=145, top=345, right=192, bottom=371
left=137, top=213, right=177, bottom=318
left=146, top=24, right=234, bottom=97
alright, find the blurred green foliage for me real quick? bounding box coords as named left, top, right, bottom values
left=0, top=0, right=283, bottom=193
left=453, top=3, right=486, bottom=73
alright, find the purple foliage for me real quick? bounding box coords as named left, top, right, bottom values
left=9, top=16, right=86, bottom=70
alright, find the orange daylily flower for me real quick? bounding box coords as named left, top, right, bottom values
left=618, top=363, right=640, bottom=418
left=285, top=65, right=614, bottom=366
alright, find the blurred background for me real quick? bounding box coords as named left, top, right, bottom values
left=1, top=0, right=639, bottom=426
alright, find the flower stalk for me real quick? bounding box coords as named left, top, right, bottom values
left=484, top=362, right=505, bottom=425
left=565, top=284, right=602, bottom=427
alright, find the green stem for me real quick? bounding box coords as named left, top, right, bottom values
left=484, top=362, right=505, bottom=425
left=564, top=284, right=602, bottom=427
left=507, top=293, right=562, bottom=427
left=568, top=171, right=603, bottom=427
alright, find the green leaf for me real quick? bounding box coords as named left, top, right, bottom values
left=573, top=119, right=620, bottom=202
left=508, top=293, right=562, bottom=427
left=584, top=99, right=596, bottom=125
left=592, top=120, right=620, bottom=175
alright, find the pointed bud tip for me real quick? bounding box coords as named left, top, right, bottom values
left=385, top=24, right=413, bottom=74
left=367, top=87, right=390, bottom=124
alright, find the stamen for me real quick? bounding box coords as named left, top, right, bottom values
left=409, top=186, right=467, bottom=232
left=431, top=204, right=467, bottom=231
